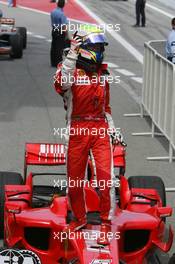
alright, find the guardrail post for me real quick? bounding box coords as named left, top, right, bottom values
left=169, top=143, right=173, bottom=163
left=127, top=40, right=175, bottom=162
left=140, top=103, right=144, bottom=118
left=151, top=122, right=155, bottom=138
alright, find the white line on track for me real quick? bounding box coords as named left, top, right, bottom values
left=146, top=3, right=173, bottom=19
left=105, top=62, right=119, bottom=68
left=27, top=31, right=51, bottom=41
left=130, top=0, right=174, bottom=19
left=33, top=35, right=46, bottom=39
left=140, top=1, right=174, bottom=19
left=26, top=31, right=33, bottom=35
left=115, top=69, right=135, bottom=77
left=131, top=77, right=143, bottom=84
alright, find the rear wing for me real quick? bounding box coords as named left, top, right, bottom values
left=24, top=143, right=66, bottom=180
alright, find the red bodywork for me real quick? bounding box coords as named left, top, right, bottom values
left=3, top=143, right=173, bottom=264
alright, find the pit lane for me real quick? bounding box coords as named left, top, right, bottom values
left=0, top=0, right=175, bottom=258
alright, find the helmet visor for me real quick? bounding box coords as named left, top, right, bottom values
left=83, top=33, right=108, bottom=46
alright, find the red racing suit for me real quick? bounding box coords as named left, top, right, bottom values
left=54, top=57, right=116, bottom=222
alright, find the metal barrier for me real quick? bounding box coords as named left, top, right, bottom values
left=125, top=40, right=175, bottom=162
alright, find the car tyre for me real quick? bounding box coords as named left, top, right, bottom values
left=169, top=254, right=175, bottom=264
left=16, top=27, right=27, bottom=49
left=0, top=172, right=23, bottom=238
left=146, top=249, right=170, bottom=263
left=10, top=33, right=23, bottom=59
left=128, top=175, right=166, bottom=206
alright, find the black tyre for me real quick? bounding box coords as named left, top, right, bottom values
left=169, top=254, right=175, bottom=264
left=146, top=249, right=170, bottom=263
left=128, top=175, right=166, bottom=206
left=0, top=172, right=23, bottom=238
left=10, top=33, right=23, bottom=59
left=16, top=27, right=27, bottom=49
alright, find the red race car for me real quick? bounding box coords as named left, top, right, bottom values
left=0, top=142, right=173, bottom=264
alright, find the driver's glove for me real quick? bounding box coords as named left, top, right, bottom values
left=111, top=129, right=127, bottom=146
left=67, top=31, right=83, bottom=59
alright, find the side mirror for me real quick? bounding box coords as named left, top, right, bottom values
left=5, top=202, right=21, bottom=214
left=157, top=207, right=172, bottom=218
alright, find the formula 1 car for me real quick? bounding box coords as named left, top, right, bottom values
left=0, top=17, right=27, bottom=59
left=0, top=142, right=173, bottom=264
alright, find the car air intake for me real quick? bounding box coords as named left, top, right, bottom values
left=24, top=227, right=50, bottom=250
left=123, top=229, right=150, bottom=252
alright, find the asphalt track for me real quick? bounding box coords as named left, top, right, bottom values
left=0, top=0, right=175, bottom=258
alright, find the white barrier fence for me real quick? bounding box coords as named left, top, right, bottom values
left=126, top=40, right=175, bottom=162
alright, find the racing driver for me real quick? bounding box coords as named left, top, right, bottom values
left=54, top=26, right=120, bottom=245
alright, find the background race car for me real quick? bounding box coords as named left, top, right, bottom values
left=0, top=17, right=27, bottom=59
